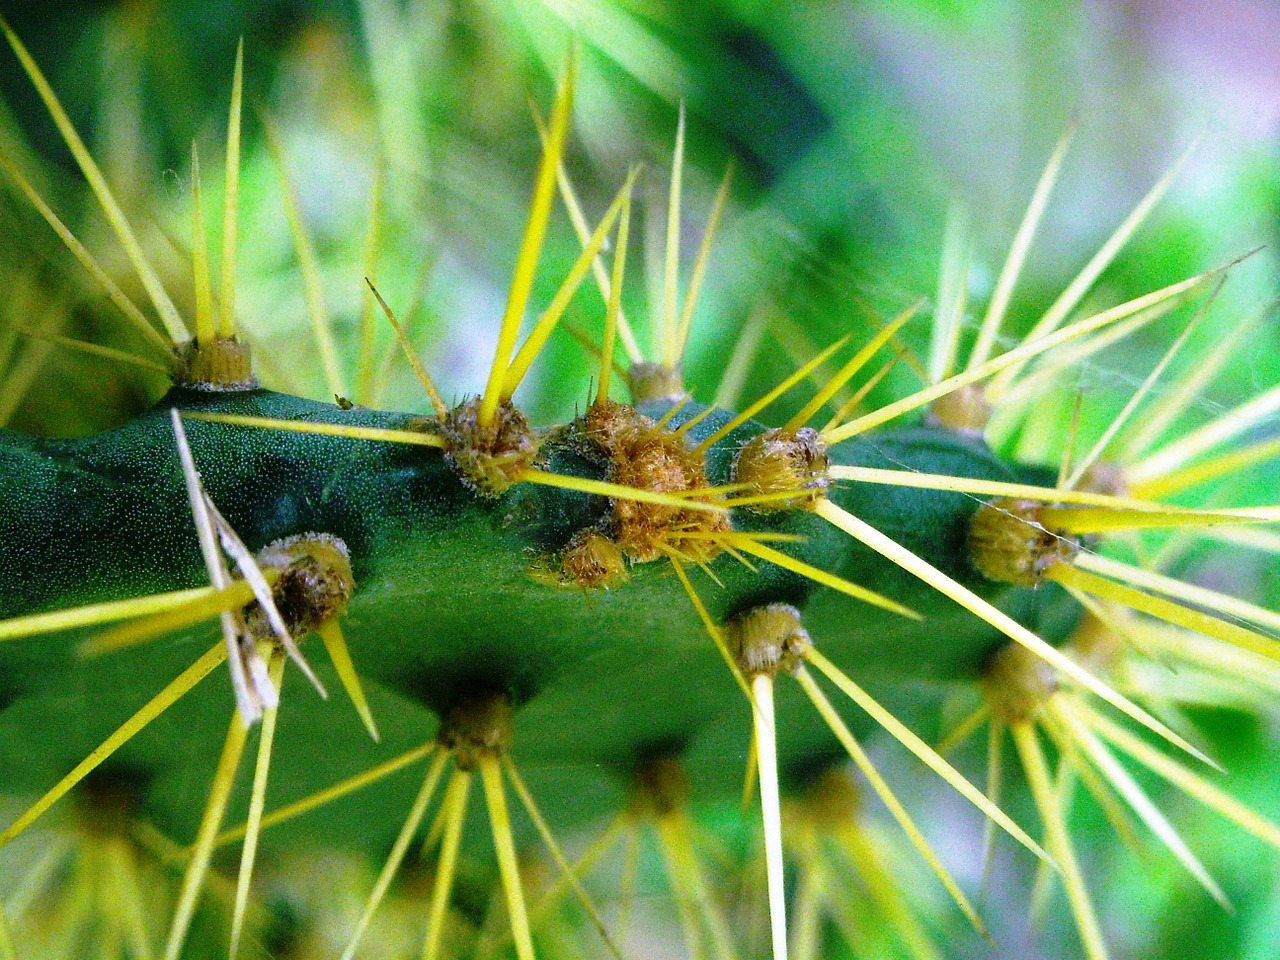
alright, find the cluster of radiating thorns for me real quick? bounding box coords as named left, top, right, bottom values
left=3, top=18, right=1280, bottom=960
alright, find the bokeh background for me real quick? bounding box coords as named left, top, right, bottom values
left=1, top=1, right=1278, bottom=958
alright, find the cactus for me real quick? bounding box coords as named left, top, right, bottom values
left=2, top=6, right=1280, bottom=960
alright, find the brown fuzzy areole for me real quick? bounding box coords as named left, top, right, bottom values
left=1078, top=461, right=1129, bottom=498
left=440, top=396, right=539, bottom=497
left=968, top=497, right=1080, bottom=587
left=627, top=362, right=685, bottom=403
left=793, top=767, right=863, bottom=830
left=527, top=528, right=631, bottom=589
left=982, top=642, right=1059, bottom=724
left=925, top=384, right=992, bottom=436
left=177, top=337, right=257, bottom=391
left=437, top=691, right=514, bottom=771
left=576, top=400, right=730, bottom=564
left=732, top=427, right=830, bottom=511
left=558, top=530, right=630, bottom=589
left=248, top=534, right=354, bottom=641
left=726, top=603, right=813, bottom=677
left=629, top=756, right=691, bottom=819
left=1066, top=612, right=1127, bottom=676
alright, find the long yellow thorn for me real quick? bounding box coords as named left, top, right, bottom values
left=812, top=498, right=1214, bottom=765
left=182, top=411, right=447, bottom=447
left=1201, top=525, right=1280, bottom=557
left=993, top=305, right=1169, bottom=413
left=1038, top=709, right=1143, bottom=861
left=1127, top=380, right=1280, bottom=485
left=0, top=585, right=225, bottom=643
left=1079, top=551, right=1280, bottom=637
left=653, top=393, right=696, bottom=431
left=680, top=528, right=804, bottom=545
left=316, top=620, right=380, bottom=741
left=691, top=335, right=852, bottom=453
left=18, top=329, right=170, bottom=373
left=655, top=814, right=741, bottom=960
left=987, top=144, right=1194, bottom=400
left=219, top=40, right=244, bottom=339
left=750, top=674, right=789, bottom=960
left=0, top=15, right=188, bottom=343
left=0, top=303, right=63, bottom=426
left=616, top=824, right=642, bottom=948
left=422, top=768, right=473, bottom=960
left=1134, top=435, right=1280, bottom=501
left=79, top=579, right=259, bottom=656
left=261, top=110, right=345, bottom=398
left=504, top=171, right=636, bottom=398
left=967, top=124, right=1074, bottom=371
left=980, top=717, right=1004, bottom=892
left=713, top=300, right=772, bottom=410
left=804, top=648, right=1050, bottom=865
left=531, top=100, right=643, bottom=364
left=1012, top=723, right=1110, bottom=960
left=827, top=464, right=1214, bottom=513
left=727, top=536, right=920, bottom=620
left=930, top=201, right=971, bottom=384
left=1072, top=700, right=1280, bottom=850
left=820, top=353, right=901, bottom=434
left=230, top=651, right=287, bottom=960
left=1058, top=389, right=1086, bottom=489
left=677, top=161, right=734, bottom=359
left=1063, top=278, right=1218, bottom=490
left=338, top=750, right=451, bottom=960
left=1118, top=307, right=1259, bottom=462
left=502, top=756, right=623, bottom=958
left=520, top=468, right=727, bottom=513
left=162, top=713, right=250, bottom=960
left=0, top=641, right=226, bottom=848
left=771, top=315, right=857, bottom=410
left=667, top=557, right=751, bottom=700
left=479, top=57, right=576, bottom=431
left=838, top=828, right=944, bottom=960
left=531, top=821, right=627, bottom=928
left=356, top=164, right=385, bottom=405
left=1048, top=563, right=1280, bottom=662
left=937, top=704, right=990, bottom=756
left=1050, top=699, right=1228, bottom=907
left=782, top=302, right=921, bottom=434
left=596, top=175, right=634, bottom=408
left=823, top=261, right=1233, bottom=445
left=190, top=144, right=216, bottom=346
left=366, top=279, right=448, bottom=418
left=717, top=489, right=814, bottom=510
left=479, top=756, right=536, bottom=960
left=217, top=742, right=434, bottom=849
left=793, top=666, right=988, bottom=938
left=1038, top=504, right=1280, bottom=535
left=0, top=898, right=17, bottom=960
left=661, top=103, right=687, bottom=369
left=789, top=853, right=822, bottom=960
left=740, top=725, right=759, bottom=812
left=105, top=838, right=155, bottom=960
left=0, top=152, right=175, bottom=362
left=653, top=818, right=708, bottom=960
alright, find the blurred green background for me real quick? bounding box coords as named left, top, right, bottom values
left=1, top=1, right=1278, bottom=958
